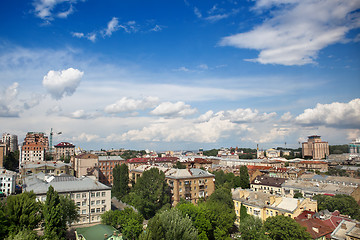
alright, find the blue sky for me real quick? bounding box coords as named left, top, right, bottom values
left=0, top=0, right=359, bottom=151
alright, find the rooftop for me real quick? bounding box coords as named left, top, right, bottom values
left=76, top=224, right=122, bottom=240
left=54, top=142, right=75, bottom=147
left=132, top=165, right=214, bottom=179
left=252, top=175, right=286, bottom=187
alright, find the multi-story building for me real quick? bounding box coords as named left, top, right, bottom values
left=74, top=153, right=99, bottom=178
left=0, top=145, right=5, bottom=168
left=130, top=165, right=215, bottom=206
left=54, top=142, right=75, bottom=161
left=21, top=132, right=49, bottom=163
left=266, top=148, right=281, bottom=158
left=288, top=160, right=328, bottom=172
left=232, top=188, right=317, bottom=224
left=2, top=133, right=18, bottom=154
left=251, top=175, right=286, bottom=195
left=20, top=161, right=74, bottom=176
left=349, top=139, right=360, bottom=154
left=98, top=156, right=126, bottom=185
left=126, top=157, right=178, bottom=170
left=23, top=173, right=111, bottom=224
left=0, top=168, right=16, bottom=196
left=302, top=135, right=329, bottom=160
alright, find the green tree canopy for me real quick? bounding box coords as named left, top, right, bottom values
left=238, top=215, right=268, bottom=240
left=112, top=164, right=130, bottom=201
left=174, top=161, right=186, bottom=169
left=126, top=168, right=171, bottom=219
left=143, top=208, right=198, bottom=240
left=208, top=187, right=234, bottom=210
left=239, top=166, right=250, bottom=189
left=264, top=215, right=311, bottom=240
left=293, top=191, right=303, bottom=199
left=5, top=191, right=42, bottom=234
left=59, top=195, right=79, bottom=226
left=43, top=186, right=66, bottom=240
left=313, top=194, right=360, bottom=220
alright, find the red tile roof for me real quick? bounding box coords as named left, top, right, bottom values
left=54, top=142, right=75, bottom=147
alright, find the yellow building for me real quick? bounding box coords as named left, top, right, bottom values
left=130, top=165, right=215, bottom=206
left=232, top=188, right=317, bottom=225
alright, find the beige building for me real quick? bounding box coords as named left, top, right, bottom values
left=23, top=173, right=111, bottom=224
left=21, top=161, right=74, bottom=176
left=288, top=160, right=328, bottom=172
left=54, top=142, right=75, bottom=161
left=131, top=165, right=215, bottom=206
left=251, top=175, right=286, bottom=195
left=74, top=153, right=99, bottom=178
left=232, top=188, right=317, bottom=225
left=302, top=135, right=329, bottom=160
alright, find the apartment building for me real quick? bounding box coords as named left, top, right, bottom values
left=130, top=165, right=215, bottom=206
left=0, top=168, right=16, bottom=196
left=21, top=132, right=49, bottom=163
left=288, top=160, right=328, bottom=172
left=98, top=156, right=126, bottom=185
left=251, top=175, right=286, bottom=195
left=302, top=135, right=329, bottom=160
left=54, top=142, right=75, bottom=161
left=23, top=173, right=111, bottom=224
left=21, top=161, right=74, bottom=176
left=74, top=153, right=98, bottom=178
left=232, top=188, right=317, bottom=225
left=2, top=133, right=18, bottom=154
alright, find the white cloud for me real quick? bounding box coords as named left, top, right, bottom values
left=0, top=82, right=20, bottom=117
left=197, top=110, right=215, bottom=122
left=220, top=0, right=360, bottom=65
left=150, top=101, right=197, bottom=117
left=42, top=68, right=84, bottom=100
left=105, top=96, right=159, bottom=114
left=244, top=127, right=294, bottom=144
left=72, top=132, right=99, bottom=142
left=72, top=32, right=84, bottom=38
left=104, top=17, right=120, bottom=36
left=194, top=7, right=202, bottom=18
left=295, top=98, right=360, bottom=129
left=220, top=108, right=277, bottom=123
left=150, top=25, right=163, bottom=32
left=280, top=112, right=293, bottom=122
left=32, top=0, right=82, bottom=21
left=198, top=64, right=208, bottom=70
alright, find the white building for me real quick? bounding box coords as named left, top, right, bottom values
left=23, top=173, right=111, bottom=224
left=0, top=168, right=16, bottom=196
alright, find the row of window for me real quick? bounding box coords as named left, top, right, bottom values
left=0, top=177, right=12, bottom=181
left=79, top=207, right=106, bottom=215
left=0, top=183, right=11, bottom=187
left=76, top=200, right=106, bottom=206
left=71, top=191, right=107, bottom=199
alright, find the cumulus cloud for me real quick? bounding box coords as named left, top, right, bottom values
left=32, top=0, right=82, bottom=21
left=0, top=82, right=20, bottom=117
left=280, top=112, right=293, bottom=122
left=72, top=132, right=99, bottom=142
left=295, top=98, right=360, bottom=129
left=220, top=108, right=277, bottom=123
left=104, top=17, right=120, bottom=36
left=42, top=68, right=84, bottom=100
left=219, top=0, right=360, bottom=65
left=150, top=101, right=197, bottom=117
left=105, top=96, right=159, bottom=114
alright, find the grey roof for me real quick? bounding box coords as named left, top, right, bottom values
left=98, top=156, right=124, bottom=161
left=22, top=162, right=72, bottom=169
left=132, top=165, right=214, bottom=179
left=23, top=173, right=110, bottom=195
left=251, top=175, right=286, bottom=187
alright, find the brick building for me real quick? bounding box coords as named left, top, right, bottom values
left=302, top=135, right=329, bottom=160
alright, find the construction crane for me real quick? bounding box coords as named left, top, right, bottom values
left=49, top=128, right=62, bottom=153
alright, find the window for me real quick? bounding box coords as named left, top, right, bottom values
left=76, top=193, right=81, bottom=199
left=82, top=193, right=87, bottom=198
left=102, top=192, right=106, bottom=197
left=91, top=201, right=95, bottom=205
left=96, top=208, right=100, bottom=213
left=91, top=192, right=95, bottom=197
left=179, top=188, right=182, bottom=192
left=82, top=201, right=86, bottom=206
left=101, top=207, right=105, bottom=212
left=82, top=209, right=86, bottom=214
left=102, top=200, right=105, bottom=204
left=96, top=192, right=100, bottom=197
left=96, top=200, right=100, bottom=205
left=76, top=202, right=80, bottom=206
left=91, top=208, right=95, bottom=213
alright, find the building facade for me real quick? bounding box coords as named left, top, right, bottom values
left=23, top=173, right=111, bottom=224
left=21, top=132, right=49, bottom=163
left=74, top=153, right=99, bottom=178
left=232, top=188, right=318, bottom=225
left=0, top=168, right=16, bottom=196
left=251, top=175, right=286, bottom=195
left=131, top=165, right=215, bottom=206
left=2, top=133, right=18, bottom=154
left=302, top=135, right=329, bottom=160
left=54, top=142, right=75, bottom=161
left=98, top=156, right=126, bottom=185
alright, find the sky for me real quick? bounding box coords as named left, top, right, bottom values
left=0, top=0, right=359, bottom=151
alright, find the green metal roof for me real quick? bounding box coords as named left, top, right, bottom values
left=76, top=224, right=122, bottom=240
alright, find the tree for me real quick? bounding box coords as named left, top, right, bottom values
left=177, top=202, right=212, bottom=240
left=5, top=229, right=39, bottom=240
left=43, top=186, right=66, bottom=240
left=128, top=168, right=171, bottom=219
left=208, top=187, right=234, bottom=210
left=239, top=204, right=248, bottom=222
left=59, top=195, right=79, bottom=226
left=239, top=166, right=250, bottom=189
left=0, top=202, right=9, bottom=237
left=203, top=149, right=219, bottom=157
left=112, top=164, right=130, bottom=201
left=3, top=151, right=19, bottom=171
left=264, top=215, right=311, bottom=240
left=174, top=161, right=186, bottom=169
left=144, top=208, right=198, bottom=240
left=293, top=191, right=303, bottom=199
left=5, top=191, right=42, bottom=234
left=238, top=215, right=268, bottom=240
left=313, top=194, right=360, bottom=220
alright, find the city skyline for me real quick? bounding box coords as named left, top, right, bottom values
left=0, top=0, right=359, bottom=151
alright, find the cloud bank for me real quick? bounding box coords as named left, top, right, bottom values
left=42, top=68, right=84, bottom=100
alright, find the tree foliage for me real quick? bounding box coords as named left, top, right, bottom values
left=174, top=161, right=186, bottom=169
left=43, top=186, right=66, bottom=240
left=101, top=208, right=144, bottom=240
left=264, top=215, right=311, bottom=240
left=213, top=170, right=242, bottom=189
left=59, top=195, right=79, bottom=226
left=239, top=166, right=250, bottom=189
left=203, top=149, right=219, bottom=157
left=144, top=208, right=198, bottom=240
left=313, top=194, right=360, bottom=220
left=238, top=215, right=268, bottom=240
left=3, top=151, right=19, bottom=171
left=126, top=168, right=171, bottom=219
left=112, top=164, right=130, bottom=201
left=5, top=229, right=39, bottom=240
left=5, top=191, right=42, bottom=234
left=293, top=191, right=303, bottom=199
